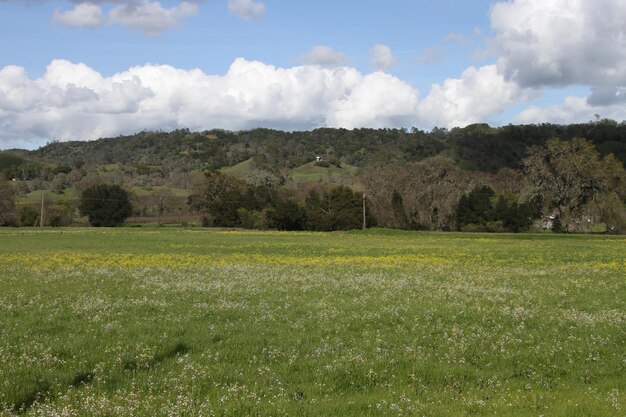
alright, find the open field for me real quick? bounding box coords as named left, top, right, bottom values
left=0, top=228, right=624, bottom=416
left=289, top=162, right=358, bottom=183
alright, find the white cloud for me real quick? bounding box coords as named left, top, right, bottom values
left=417, top=65, right=535, bottom=128
left=108, top=1, right=198, bottom=36
left=299, top=46, right=349, bottom=67
left=515, top=95, right=626, bottom=125
left=491, top=0, right=626, bottom=88
left=0, top=66, right=43, bottom=112
left=327, top=72, right=419, bottom=128
left=369, top=44, right=396, bottom=72
left=52, top=3, right=104, bottom=28
left=410, top=0, right=626, bottom=129
left=45, top=1, right=203, bottom=35
left=227, top=0, right=265, bottom=21
left=483, top=0, right=626, bottom=125
left=0, top=58, right=423, bottom=148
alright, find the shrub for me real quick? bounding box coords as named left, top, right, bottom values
left=20, top=206, right=39, bottom=227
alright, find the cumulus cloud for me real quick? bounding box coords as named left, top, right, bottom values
left=227, top=0, right=265, bottom=21
left=299, top=46, right=349, bottom=67
left=491, top=0, right=626, bottom=88
left=515, top=97, right=592, bottom=125
left=52, top=3, right=104, bottom=28
left=417, top=65, right=536, bottom=128
left=515, top=94, right=626, bottom=125
left=0, top=59, right=423, bottom=148
left=369, top=44, right=396, bottom=72
left=108, top=1, right=198, bottom=36
left=46, top=1, right=202, bottom=35
left=327, top=72, right=418, bottom=128
left=484, top=0, right=626, bottom=125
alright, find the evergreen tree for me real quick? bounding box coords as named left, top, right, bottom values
left=391, top=190, right=408, bottom=229
left=79, top=184, right=132, bottom=227
left=455, top=185, right=495, bottom=229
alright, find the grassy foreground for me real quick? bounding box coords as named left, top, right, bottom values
left=0, top=228, right=624, bottom=416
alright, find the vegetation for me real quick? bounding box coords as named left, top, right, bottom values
left=79, top=184, right=133, bottom=227
left=455, top=185, right=533, bottom=232
left=0, top=182, right=16, bottom=226
left=0, top=228, right=624, bottom=416
left=304, top=186, right=370, bottom=231
left=1, top=122, right=625, bottom=232
left=21, top=121, right=626, bottom=172
left=523, top=138, right=626, bottom=232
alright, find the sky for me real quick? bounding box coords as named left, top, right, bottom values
left=0, top=0, right=625, bottom=150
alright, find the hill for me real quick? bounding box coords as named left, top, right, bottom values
left=12, top=121, right=625, bottom=176
left=289, top=161, right=359, bottom=184
left=2, top=121, right=625, bottom=230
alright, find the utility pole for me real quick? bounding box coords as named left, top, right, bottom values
left=362, top=192, right=367, bottom=230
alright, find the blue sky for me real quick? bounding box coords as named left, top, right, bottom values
left=0, top=0, right=625, bottom=149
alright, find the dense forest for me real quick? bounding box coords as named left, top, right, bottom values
left=1, top=120, right=626, bottom=233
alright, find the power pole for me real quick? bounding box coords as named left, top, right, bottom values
left=362, top=192, right=367, bottom=230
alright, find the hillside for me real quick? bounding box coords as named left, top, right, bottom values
left=11, top=121, right=626, bottom=175
left=2, top=121, right=625, bottom=230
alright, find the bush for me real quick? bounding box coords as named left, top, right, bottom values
left=266, top=200, right=306, bottom=231
left=20, top=206, right=39, bottom=227
left=79, top=184, right=132, bottom=227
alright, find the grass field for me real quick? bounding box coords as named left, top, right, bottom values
left=0, top=228, right=624, bottom=416
left=289, top=162, right=358, bottom=183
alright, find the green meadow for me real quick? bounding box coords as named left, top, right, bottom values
left=0, top=228, right=624, bottom=416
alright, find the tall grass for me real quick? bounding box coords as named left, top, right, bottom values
left=0, top=228, right=624, bottom=416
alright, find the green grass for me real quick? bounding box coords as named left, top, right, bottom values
left=289, top=161, right=358, bottom=183
left=220, top=158, right=255, bottom=176
left=129, top=186, right=190, bottom=198
left=0, top=228, right=624, bottom=416
left=16, top=186, right=189, bottom=207
left=15, top=188, right=78, bottom=205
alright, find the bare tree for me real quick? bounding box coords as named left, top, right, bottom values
left=362, top=156, right=476, bottom=230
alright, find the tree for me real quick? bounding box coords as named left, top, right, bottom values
left=391, top=190, right=409, bottom=229
left=188, top=171, right=243, bottom=225
left=79, top=184, right=132, bottom=227
left=455, top=186, right=534, bottom=232
left=523, top=138, right=626, bottom=231
left=305, top=186, right=370, bottom=231
left=455, top=185, right=495, bottom=228
left=20, top=206, right=39, bottom=227
left=267, top=199, right=307, bottom=231
left=585, top=193, right=626, bottom=233
left=496, top=196, right=534, bottom=232
left=0, top=182, right=17, bottom=226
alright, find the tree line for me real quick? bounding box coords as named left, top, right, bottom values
left=1, top=123, right=625, bottom=232
left=6, top=119, right=626, bottom=176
